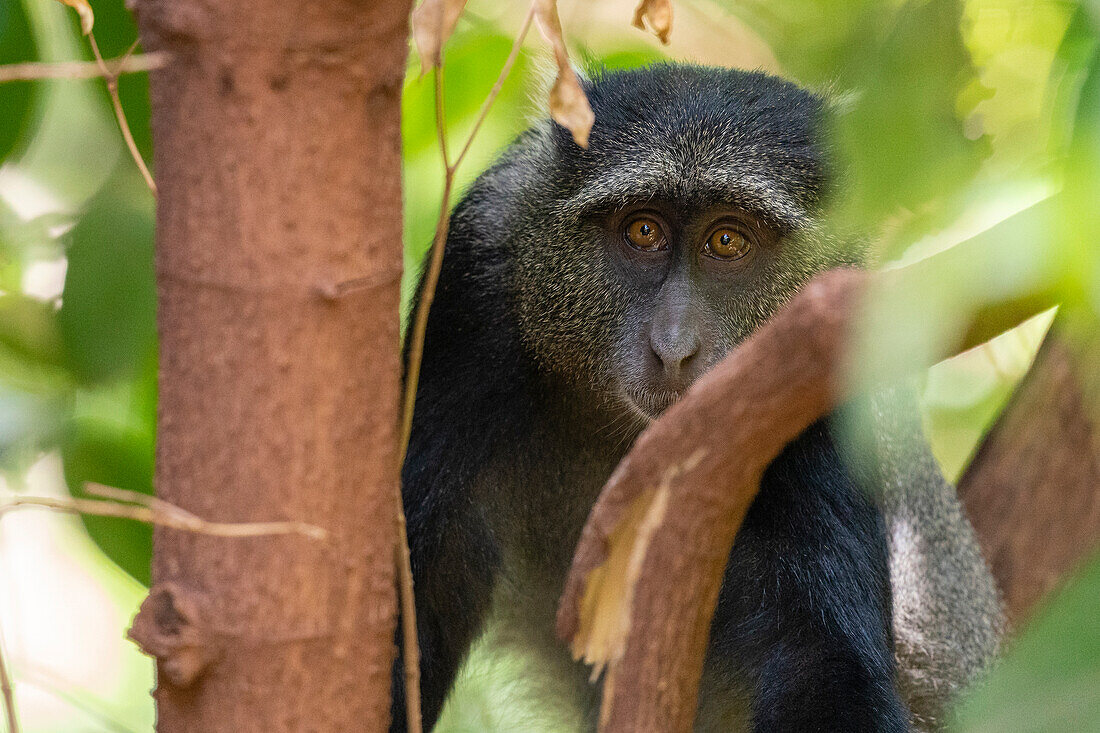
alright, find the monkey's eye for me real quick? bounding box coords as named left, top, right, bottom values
left=624, top=216, right=667, bottom=252
left=703, top=226, right=751, bottom=260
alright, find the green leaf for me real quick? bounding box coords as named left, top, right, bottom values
left=61, top=346, right=157, bottom=585
left=951, top=551, right=1100, bottom=732
left=830, top=0, right=988, bottom=254
left=0, top=294, right=65, bottom=368
left=57, top=171, right=155, bottom=384
left=61, top=415, right=153, bottom=585
left=0, top=0, right=39, bottom=164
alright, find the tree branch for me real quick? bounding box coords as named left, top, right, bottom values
left=557, top=249, right=1061, bottom=730
left=958, top=325, right=1100, bottom=625
left=557, top=269, right=866, bottom=731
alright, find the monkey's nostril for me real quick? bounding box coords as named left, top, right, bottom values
left=649, top=337, right=701, bottom=381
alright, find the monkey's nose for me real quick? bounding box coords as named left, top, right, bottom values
left=649, top=332, right=701, bottom=383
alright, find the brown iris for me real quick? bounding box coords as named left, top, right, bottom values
left=704, top=226, right=751, bottom=260
left=624, top=216, right=667, bottom=251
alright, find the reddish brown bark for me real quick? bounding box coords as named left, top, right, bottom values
left=958, top=330, right=1100, bottom=626
left=128, top=1, right=412, bottom=730
left=557, top=261, right=1075, bottom=732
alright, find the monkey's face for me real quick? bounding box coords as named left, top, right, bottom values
left=598, top=201, right=811, bottom=420
left=515, top=193, right=849, bottom=423
left=508, top=66, right=861, bottom=423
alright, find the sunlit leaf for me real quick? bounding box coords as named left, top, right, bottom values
left=632, top=0, right=673, bottom=45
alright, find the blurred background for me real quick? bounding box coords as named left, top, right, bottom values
left=0, top=0, right=1096, bottom=730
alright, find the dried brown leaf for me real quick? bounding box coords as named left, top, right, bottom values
left=632, top=0, right=674, bottom=45
left=533, top=0, right=594, bottom=148
left=549, top=68, right=594, bottom=148
left=411, top=0, right=469, bottom=73
left=57, top=0, right=94, bottom=35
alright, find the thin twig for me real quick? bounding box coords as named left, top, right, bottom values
left=392, top=76, right=452, bottom=727
left=84, top=481, right=162, bottom=505
left=399, top=173, right=452, bottom=458
left=400, top=7, right=534, bottom=456
left=0, top=52, right=167, bottom=83
left=0, top=494, right=328, bottom=541
left=0, top=623, right=19, bottom=733
left=394, top=11, right=537, bottom=732
left=451, top=6, right=536, bottom=172
left=433, top=64, right=452, bottom=173
left=88, top=34, right=157, bottom=195
left=395, top=500, right=422, bottom=733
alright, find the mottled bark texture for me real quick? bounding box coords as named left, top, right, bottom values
left=958, top=328, right=1100, bottom=626
left=128, top=1, right=412, bottom=729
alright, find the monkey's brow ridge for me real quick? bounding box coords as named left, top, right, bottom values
left=557, top=163, right=811, bottom=228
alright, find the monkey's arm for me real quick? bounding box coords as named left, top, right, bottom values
left=706, top=420, right=910, bottom=733
left=869, top=389, right=1004, bottom=731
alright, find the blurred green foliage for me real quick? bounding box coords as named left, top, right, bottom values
left=1, top=0, right=1099, bottom=731
left=952, top=556, right=1100, bottom=732
left=0, top=0, right=37, bottom=161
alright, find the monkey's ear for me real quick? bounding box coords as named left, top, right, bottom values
left=574, top=49, right=606, bottom=87
left=812, top=80, right=857, bottom=118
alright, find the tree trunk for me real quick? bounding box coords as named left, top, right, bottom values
left=958, top=327, right=1100, bottom=626
left=127, top=1, right=412, bottom=729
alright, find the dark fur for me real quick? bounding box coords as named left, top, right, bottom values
left=390, top=65, right=1000, bottom=732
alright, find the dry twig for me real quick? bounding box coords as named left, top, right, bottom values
left=87, top=34, right=157, bottom=195
left=0, top=625, right=19, bottom=733
left=0, top=485, right=328, bottom=541
left=0, top=52, right=167, bottom=83
left=391, top=7, right=538, bottom=731
left=0, top=488, right=323, bottom=714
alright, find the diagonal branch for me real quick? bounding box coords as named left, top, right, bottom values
left=958, top=326, right=1100, bottom=625
left=557, top=250, right=1061, bottom=731
left=557, top=269, right=866, bottom=731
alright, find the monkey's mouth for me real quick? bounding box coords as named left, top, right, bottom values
left=621, top=386, right=683, bottom=421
